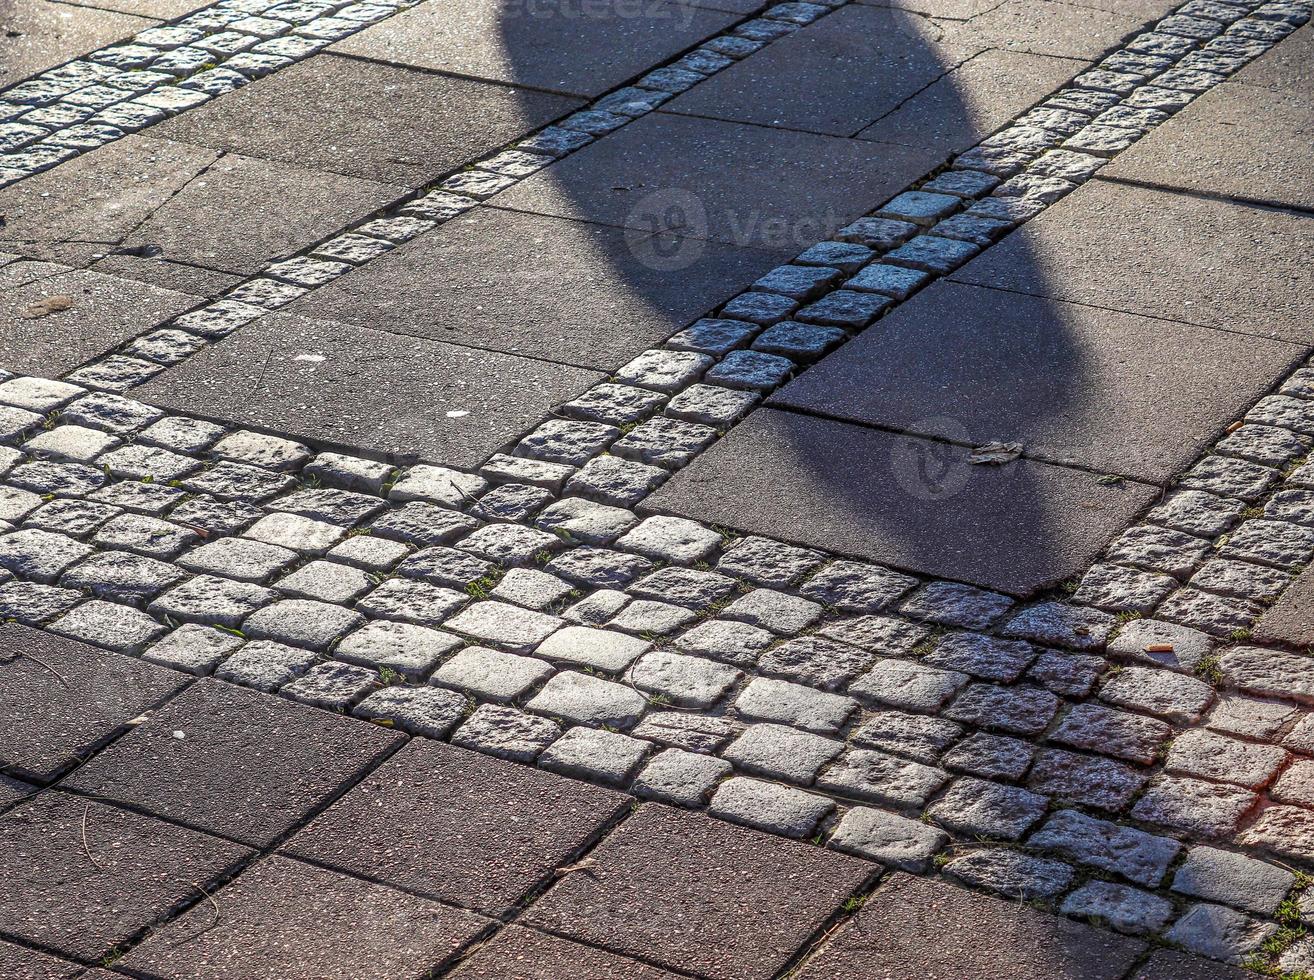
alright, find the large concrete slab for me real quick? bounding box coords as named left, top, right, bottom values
left=645, top=409, right=1158, bottom=596
left=450, top=927, right=683, bottom=979
left=121, top=856, right=489, bottom=979
left=952, top=0, right=1155, bottom=59
left=0, top=261, right=200, bottom=375
left=0, top=622, right=188, bottom=782
left=1232, top=22, right=1313, bottom=93
left=47, top=0, right=210, bottom=16
left=137, top=312, right=605, bottom=467
left=662, top=6, right=981, bottom=137
left=857, top=48, right=1080, bottom=156
left=795, top=873, right=1144, bottom=979
left=292, top=208, right=790, bottom=371
left=331, top=0, right=738, bottom=98
left=0, top=136, right=403, bottom=285
left=158, top=54, right=581, bottom=188
left=0, top=0, right=154, bottom=86
left=1101, top=82, right=1314, bottom=212
left=522, top=805, right=873, bottom=980
left=771, top=281, right=1304, bottom=484
left=64, top=679, right=401, bottom=848
left=0, top=791, right=249, bottom=962
left=283, top=739, right=629, bottom=916
left=492, top=111, right=932, bottom=248
left=1254, top=564, right=1314, bottom=648
left=952, top=180, right=1314, bottom=345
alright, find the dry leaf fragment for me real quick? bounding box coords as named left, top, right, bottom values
left=20, top=295, right=74, bottom=319
left=968, top=441, right=1023, bottom=465
left=555, top=858, right=598, bottom=876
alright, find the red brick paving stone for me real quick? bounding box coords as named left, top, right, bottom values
left=63, top=678, right=401, bottom=848
left=520, top=804, right=875, bottom=980
left=448, top=926, right=682, bottom=979
left=0, top=792, right=250, bottom=962
left=282, top=739, right=629, bottom=916
left=793, top=873, right=1144, bottom=980
left=0, top=622, right=188, bottom=782
left=0, top=937, right=82, bottom=979
left=120, top=855, right=490, bottom=980
left=1253, top=564, right=1314, bottom=647
left=1130, top=949, right=1261, bottom=979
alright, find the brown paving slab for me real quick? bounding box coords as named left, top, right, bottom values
left=449, top=926, right=683, bottom=979
left=520, top=804, right=875, bottom=980
left=662, top=6, right=981, bottom=137
left=770, top=280, right=1304, bottom=484
left=64, top=678, right=401, bottom=848
left=158, top=54, right=581, bottom=188
left=117, top=153, right=403, bottom=278
left=137, top=312, right=605, bottom=467
left=952, top=179, right=1314, bottom=345
left=952, top=0, right=1154, bottom=59
left=793, top=872, right=1144, bottom=979
left=121, top=855, right=490, bottom=980
left=291, top=207, right=791, bottom=371
left=644, top=408, right=1158, bottom=596
left=0, top=791, right=251, bottom=962
left=1254, top=563, right=1314, bottom=648
left=493, top=110, right=933, bottom=247
left=857, top=48, right=1081, bottom=155
left=1232, top=22, right=1313, bottom=93
left=0, top=0, right=154, bottom=86
left=330, top=0, right=738, bottom=98
left=0, top=136, right=221, bottom=264
left=1100, top=82, right=1314, bottom=212
left=1131, top=949, right=1262, bottom=979
left=283, top=739, right=630, bottom=917
left=0, top=937, right=82, bottom=979
left=0, top=261, right=200, bottom=376
left=0, top=622, right=188, bottom=783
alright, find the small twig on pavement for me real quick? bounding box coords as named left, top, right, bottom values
left=16, top=651, right=69, bottom=689
left=81, top=802, right=103, bottom=871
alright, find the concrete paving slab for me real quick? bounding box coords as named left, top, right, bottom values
left=644, top=409, right=1158, bottom=596
left=0, top=622, right=188, bottom=782
left=0, top=136, right=221, bottom=264
left=158, top=54, right=581, bottom=188
left=137, top=312, right=605, bottom=467
left=0, top=791, right=250, bottom=961
left=0, top=261, right=200, bottom=375
left=952, top=179, right=1314, bottom=345
left=0, top=938, right=81, bottom=980
left=63, top=678, right=400, bottom=848
left=794, top=872, right=1145, bottom=979
left=952, top=0, right=1159, bottom=60
left=47, top=0, right=210, bottom=16
left=120, top=856, right=489, bottom=980
left=449, top=926, right=683, bottom=979
left=119, top=153, right=404, bottom=278
left=1231, top=22, right=1312, bottom=93
left=0, top=775, right=34, bottom=810
left=90, top=254, right=245, bottom=299
left=292, top=207, right=790, bottom=371
left=522, top=804, right=873, bottom=980
left=1254, top=564, right=1314, bottom=648
left=283, top=739, right=629, bottom=916
left=493, top=111, right=932, bottom=248
left=330, top=0, right=738, bottom=98
left=1101, top=81, right=1314, bottom=212
left=857, top=49, right=1081, bottom=156
left=662, top=6, right=981, bottom=137
left=771, top=281, right=1304, bottom=484
left=0, top=0, right=154, bottom=86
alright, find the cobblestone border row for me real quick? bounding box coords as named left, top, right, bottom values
left=0, top=0, right=427, bottom=183
left=1, top=0, right=1313, bottom=971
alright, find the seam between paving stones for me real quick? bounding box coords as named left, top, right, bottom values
left=0, top=0, right=1308, bottom=972
left=1096, top=172, right=1314, bottom=220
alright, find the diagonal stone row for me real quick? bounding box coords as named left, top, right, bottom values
left=1, top=0, right=1313, bottom=971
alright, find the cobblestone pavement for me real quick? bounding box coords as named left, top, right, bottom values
left=2, top=0, right=1314, bottom=975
